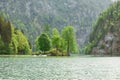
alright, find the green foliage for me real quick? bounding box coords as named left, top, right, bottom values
left=0, top=0, right=112, bottom=51
left=52, top=28, right=59, bottom=36
left=62, top=26, right=78, bottom=55
left=37, top=33, right=51, bottom=52
left=35, top=26, right=78, bottom=56
left=44, top=48, right=66, bottom=56
left=0, top=14, right=12, bottom=54
left=85, top=41, right=96, bottom=55
left=15, top=30, right=31, bottom=54
left=0, top=15, right=31, bottom=55
left=52, top=28, right=62, bottom=49
left=51, top=28, right=67, bottom=55
left=85, top=1, right=120, bottom=54
left=0, top=15, right=12, bottom=45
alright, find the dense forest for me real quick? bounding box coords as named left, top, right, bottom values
left=0, top=14, right=31, bottom=55
left=0, top=0, right=112, bottom=51
left=85, top=1, right=120, bottom=55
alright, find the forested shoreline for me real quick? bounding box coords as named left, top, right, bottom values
left=1, top=0, right=119, bottom=56
left=0, top=14, right=78, bottom=56
left=0, top=0, right=112, bottom=51
left=0, top=14, right=31, bottom=55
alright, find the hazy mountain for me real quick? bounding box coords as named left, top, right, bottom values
left=0, top=0, right=112, bottom=50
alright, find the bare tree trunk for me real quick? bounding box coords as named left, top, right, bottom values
left=111, top=38, right=113, bottom=56
left=67, top=40, right=70, bottom=56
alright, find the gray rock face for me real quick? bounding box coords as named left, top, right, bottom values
left=105, top=33, right=114, bottom=42
left=92, top=31, right=120, bottom=55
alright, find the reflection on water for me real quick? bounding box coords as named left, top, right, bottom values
left=0, top=56, right=120, bottom=80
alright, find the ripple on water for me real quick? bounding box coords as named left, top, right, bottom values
left=0, top=57, right=120, bottom=80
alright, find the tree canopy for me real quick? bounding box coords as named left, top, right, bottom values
left=62, top=26, right=78, bottom=55
left=36, top=26, right=78, bottom=56
left=52, top=28, right=61, bottom=49
left=37, top=33, right=51, bottom=52
left=0, top=15, right=31, bottom=55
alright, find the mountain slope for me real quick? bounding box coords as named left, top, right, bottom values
left=0, top=0, right=112, bottom=50
left=86, top=1, right=120, bottom=55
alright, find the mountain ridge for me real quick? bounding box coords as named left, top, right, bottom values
left=0, top=0, right=112, bottom=50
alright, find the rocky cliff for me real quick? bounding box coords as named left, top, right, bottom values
left=86, top=1, right=120, bottom=55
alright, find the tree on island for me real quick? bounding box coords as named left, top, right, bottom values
left=52, top=28, right=61, bottom=50
left=37, top=33, right=51, bottom=53
left=35, top=26, right=78, bottom=56
left=62, top=26, right=78, bottom=56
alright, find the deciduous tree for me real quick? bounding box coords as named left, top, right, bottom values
left=37, top=33, right=51, bottom=53
left=62, top=26, right=78, bottom=56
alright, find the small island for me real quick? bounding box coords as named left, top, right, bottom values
left=0, top=14, right=78, bottom=56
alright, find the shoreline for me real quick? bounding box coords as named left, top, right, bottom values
left=0, top=54, right=120, bottom=58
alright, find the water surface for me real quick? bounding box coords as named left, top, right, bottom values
left=0, top=56, right=120, bottom=80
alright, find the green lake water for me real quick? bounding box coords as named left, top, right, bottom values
left=0, top=56, right=120, bottom=80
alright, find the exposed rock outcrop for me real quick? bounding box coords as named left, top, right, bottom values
left=92, top=32, right=120, bottom=55
left=87, top=1, right=120, bottom=55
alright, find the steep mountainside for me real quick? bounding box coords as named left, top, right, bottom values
left=86, top=1, right=120, bottom=55
left=0, top=0, right=112, bottom=50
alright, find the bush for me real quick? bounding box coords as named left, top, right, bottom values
left=46, top=48, right=67, bottom=56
